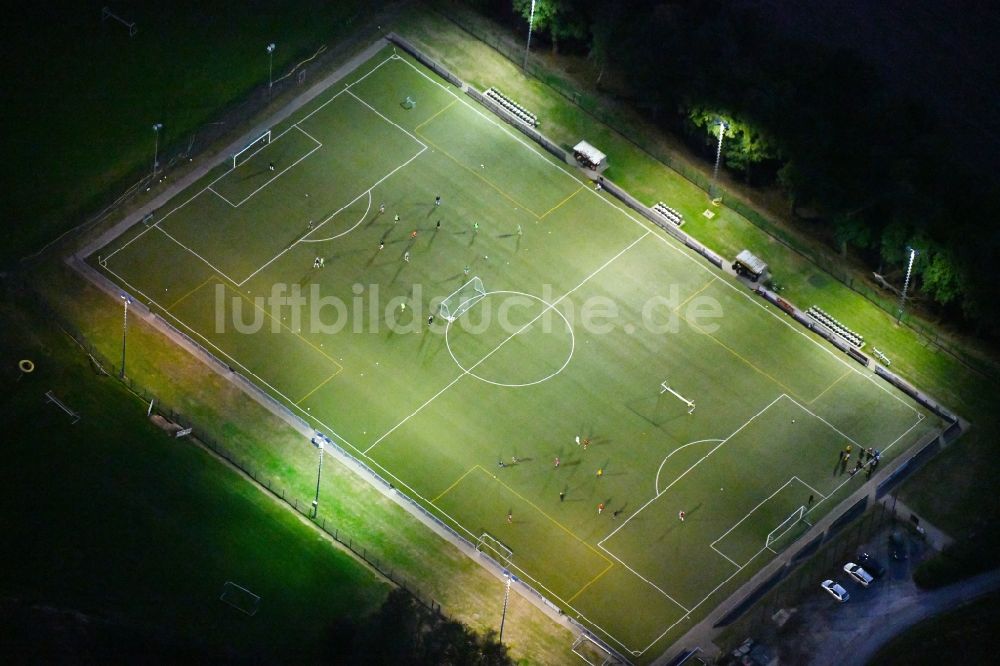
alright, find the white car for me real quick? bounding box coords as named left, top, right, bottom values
left=821, top=579, right=850, bottom=602
left=843, top=562, right=874, bottom=587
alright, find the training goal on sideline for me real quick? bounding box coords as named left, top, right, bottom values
left=765, top=505, right=806, bottom=551
left=219, top=581, right=261, bottom=616
left=476, top=532, right=513, bottom=566
left=660, top=380, right=696, bottom=414
left=571, top=633, right=621, bottom=665
left=439, top=277, right=486, bottom=322
left=232, top=129, right=272, bottom=168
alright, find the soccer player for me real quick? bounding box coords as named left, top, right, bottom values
left=378, top=240, right=385, bottom=251
left=517, top=224, right=523, bottom=236
left=507, top=510, right=513, bottom=524
left=678, top=510, right=686, bottom=521
left=575, top=435, right=581, bottom=447
left=394, top=214, right=400, bottom=223
left=379, top=203, right=385, bottom=214
left=427, top=314, right=434, bottom=326
left=596, top=468, right=603, bottom=478
left=436, top=220, right=441, bottom=230
left=598, top=502, right=605, bottom=514
left=404, top=251, right=410, bottom=262
left=410, top=229, right=418, bottom=239
left=553, top=456, right=560, bottom=468
left=269, top=162, right=275, bottom=171
left=435, top=195, right=441, bottom=206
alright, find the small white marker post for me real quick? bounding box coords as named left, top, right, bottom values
left=660, top=381, right=695, bottom=414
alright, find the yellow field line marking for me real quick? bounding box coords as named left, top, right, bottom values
left=474, top=465, right=613, bottom=565
left=685, top=314, right=797, bottom=397
left=224, top=283, right=344, bottom=374
left=809, top=368, right=852, bottom=404
left=567, top=561, right=614, bottom=603
left=432, top=465, right=480, bottom=502
left=415, top=132, right=541, bottom=218
left=538, top=186, right=584, bottom=220
left=672, top=278, right=718, bottom=313
left=414, top=99, right=458, bottom=132
left=295, top=369, right=341, bottom=405
left=166, top=275, right=216, bottom=311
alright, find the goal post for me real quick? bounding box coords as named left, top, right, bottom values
left=476, top=532, right=513, bottom=565
left=439, top=277, right=486, bottom=322
left=765, top=505, right=806, bottom=550
left=660, top=380, right=695, bottom=414
left=232, top=129, right=272, bottom=168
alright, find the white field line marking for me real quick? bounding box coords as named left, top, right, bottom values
left=209, top=126, right=323, bottom=209
left=784, top=393, right=862, bottom=448
left=150, top=226, right=241, bottom=285
left=710, top=544, right=741, bottom=569
left=805, top=413, right=924, bottom=518
left=295, top=53, right=397, bottom=126
left=600, top=394, right=786, bottom=546
left=300, top=189, right=372, bottom=243
left=793, top=474, right=828, bottom=501
left=345, top=89, right=428, bottom=150
left=599, top=548, right=691, bottom=614
left=654, top=439, right=723, bottom=495
left=394, top=51, right=925, bottom=421
left=108, top=52, right=935, bottom=656
left=237, top=143, right=427, bottom=286
left=711, top=476, right=809, bottom=567
left=363, top=231, right=650, bottom=455
left=100, top=222, right=162, bottom=265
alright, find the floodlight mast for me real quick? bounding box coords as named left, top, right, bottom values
left=523, top=0, right=536, bottom=70
left=151, top=123, right=163, bottom=180
left=119, top=294, right=132, bottom=380
left=266, top=43, right=276, bottom=98
left=896, top=247, right=918, bottom=324
left=709, top=119, right=727, bottom=200
left=499, top=570, right=513, bottom=643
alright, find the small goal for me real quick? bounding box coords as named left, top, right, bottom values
left=439, top=277, right=486, bottom=322
left=571, top=634, right=620, bottom=665
left=219, top=581, right=261, bottom=616
left=476, top=532, right=513, bottom=566
left=765, top=505, right=806, bottom=550
left=233, top=130, right=272, bottom=168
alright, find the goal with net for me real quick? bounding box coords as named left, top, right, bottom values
left=476, top=532, right=513, bottom=566
left=232, top=129, right=272, bottom=169
left=439, top=277, right=486, bottom=322
left=765, top=505, right=805, bottom=550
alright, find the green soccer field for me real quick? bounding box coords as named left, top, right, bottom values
left=93, top=47, right=940, bottom=658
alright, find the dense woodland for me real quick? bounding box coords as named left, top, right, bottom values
left=469, top=0, right=1000, bottom=336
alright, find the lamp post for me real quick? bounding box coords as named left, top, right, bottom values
left=498, top=570, right=513, bottom=643
left=312, top=436, right=325, bottom=518
left=522, top=0, right=536, bottom=71
left=151, top=123, right=163, bottom=180
left=120, top=294, right=132, bottom=380
left=266, top=43, right=276, bottom=98
left=709, top=119, right=728, bottom=201
left=896, top=247, right=918, bottom=324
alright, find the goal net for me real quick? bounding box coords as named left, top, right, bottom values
left=439, top=277, right=486, bottom=322
left=476, top=532, right=513, bottom=566
left=765, top=505, right=806, bottom=550
left=233, top=129, right=272, bottom=168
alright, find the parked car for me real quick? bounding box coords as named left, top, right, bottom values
left=856, top=552, right=886, bottom=578
left=821, top=579, right=850, bottom=602
left=843, top=562, right=875, bottom=587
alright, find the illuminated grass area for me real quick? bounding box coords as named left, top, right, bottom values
left=92, top=48, right=939, bottom=657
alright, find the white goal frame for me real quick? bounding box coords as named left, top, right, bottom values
left=765, top=505, right=806, bottom=549
left=660, top=380, right=695, bottom=414
left=476, top=532, right=513, bottom=565
left=232, top=129, right=272, bottom=168
left=439, top=276, right=486, bottom=322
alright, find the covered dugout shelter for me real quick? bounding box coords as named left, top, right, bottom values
left=573, top=141, right=607, bottom=172
left=733, top=249, right=768, bottom=282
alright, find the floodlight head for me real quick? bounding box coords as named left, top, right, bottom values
left=152, top=123, right=163, bottom=132
left=266, top=43, right=276, bottom=53
left=121, top=293, right=132, bottom=304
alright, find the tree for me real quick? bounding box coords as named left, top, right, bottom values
left=512, top=0, right=589, bottom=54
left=687, top=108, right=778, bottom=183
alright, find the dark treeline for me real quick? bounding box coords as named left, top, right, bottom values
left=470, top=0, right=1000, bottom=336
